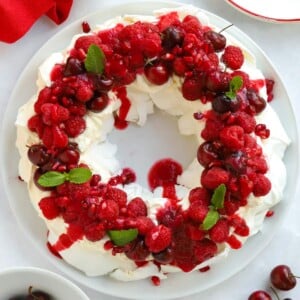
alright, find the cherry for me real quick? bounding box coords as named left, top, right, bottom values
left=125, top=238, right=150, bottom=261
left=248, top=290, right=271, bottom=300
left=9, top=286, right=52, bottom=300
left=93, top=75, right=114, bottom=92
left=204, top=30, right=226, bottom=52
left=197, top=141, right=219, bottom=167
left=270, top=265, right=297, bottom=291
left=27, top=144, right=51, bottom=166
left=212, top=94, right=232, bottom=113
left=86, top=94, right=109, bottom=112
left=225, top=151, right=247, bottom=174
left=63, top=57, right=84, bottom=77
left=153, top=247, right=174, bottom=264
left=206, top=71, right=230, bottom=93
left=144, top=62, right=170, bottom=85
left=247, top=90, right=266, bottom=114
left=58, top=148, right=80, bottom=165
left=182, top=76, right=205, bottom=101
left=161, top=26, right=184, bottom=51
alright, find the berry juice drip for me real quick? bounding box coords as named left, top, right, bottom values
left=114, top=86, right=131, bottom=130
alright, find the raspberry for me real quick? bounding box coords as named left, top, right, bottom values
left=188, top=201, right=209, bottom=223
left=232, top=111, right=256, bottom=134
left=219, top=125, right=245, bottom=150
left=28, top=115, right=44, bottom=137
left=34, top=87, right=52, bottom=113
left=74, top=35, right=102, bottom=52
left=145, top=225, right=172, bottom=253
left=157, top=11, right=180, bottom=31
left=229, top=215, right=250, bottom=237
left=127, top=197, right=147, bottom=217
left=185, top=223, right=205, bottom=241
left=201, top=167, right=230, bottom=190
left=84, top=222, right=105, bottom=241
left=42, top=126, right=53, bottom=148
left=252, top=174, right=271, bottom=197
left=105, top=187, right=127, bottom=208
left=222, top=45, right=244, bottom=70
left=194, top=238, right=217, bottom=263
left=55, top=196, right=71, bottom=208
left=41, top=103, right=70, bottom=125
left=239, top=175, right=254, bottom=198
left=182, top=15, right=202, bottom=35
left=209, top=218, right=230, bottom=243
left=64, top=116, right=86, bottom=138
left=52, top=125, right=69, bottom=148
left=39, top=197, right=60, bottom=220
left=69, top=182, right=90, bottom=201
left=188, top=187, right=210, bottom=205
left=182, top=76, right=204, bottom=101
left=76, top=84, right=94, bottom=102
left=97, top=199, right=119, bottom=221
left=247, top=157, right=268, bottom=174
left=201, top=118, right=224, bottom=141
left=136, top=216, right=155, bottom=235
left=68, top=102, right=86, bottom=116
left=173, top=57, right=187, bottom=76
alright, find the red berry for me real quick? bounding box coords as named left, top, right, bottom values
left=39, top=197, right=60, bottom=220
left=197, top=141, right=219, bottom=167
left=41, top=103, right=70, bottom=125
left=63, top=57, right=84, bottom=77
left=161, top=26, right=183, bottom=50
left=270, top=265, right=297, bottom=290
left=136, top=216, right=155, bottom=235
left=222, top=45, right=244, bottom=70
left=97, top=199, right=119, bottom=221
left=144, top=62, right=170, bottom=85
left=248, top=290, right=272, bottom=300
left=145, top=225, right=172, bottom=253
left=125, top=238, right=150, bottom=261
left=52, top=126, right=69, bottom=148
left=76, top=84, right=94, bottom=102
left=84, top=222, right=105, bottom=241
left=86, top=94, right=109, bottom=112
left=27, top=144, right=50, bottom=166
left=201, top=167, right=230, bottom=190
left=64, top=116, right=86, bottom=137
left=204, top=30, right=226, bottom=52
left=252, top=174, right=271, bottom=197
left=188, top=201, right=209, bottom=223
left=58, top=148, right=80, bottom=165
left=233, top=111, right=256, bottom=134
left=209, top=218, right=230, bottom=243
left=219, top=125, right=245, bottom=150
left=206, top=71, right=230, bottom=92
left=74, top=35, right=102, bottom=52
left=82, top=21, right=91, bottom=33
left=127, top=197, right=147, bottom=217
left=194, top=238, right=218, bottom=264
left=105, top=188, right=127, bottom=208
left=182, top=76, right=204, bottom=101
left=188, top=187, right=210, bottom=205
left=153, top=247, right=174, bottom=264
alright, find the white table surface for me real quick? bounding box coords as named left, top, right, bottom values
left=1, top=0, right=300, bottom=299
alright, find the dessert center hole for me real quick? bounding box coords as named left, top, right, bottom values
left=109, top=109, right=198, bottom=188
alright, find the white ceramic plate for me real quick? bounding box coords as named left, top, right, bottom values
left=0, top=267, right=89, bottom=299
left=1, top=1, right=299, bottom=299
left=225, top=0, right=300, bottom=23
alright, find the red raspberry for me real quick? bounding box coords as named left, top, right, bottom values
left=34, top=87, right=52, bottom=113
left=42, top=126, right=53, bottom=148
left=209, top=218, right=230, bottom=243
left=76, top=84, right=94, bottom=102
left=52, top=125, right=69, bottom=148
left=69, top=182, right=90, bottom=201
left=188, top=201, right=209, bottom=223
left=105, top=187, right=127, bottom=208
left=41, top=103, right=70, bottom=125
left=39, top=197, right=60, bottom=220
left=229, top=215, right=250, bottom=237
left=28, top=115, right=44, bottom=137
left=182, top=77, right=205, bottom=101
left=68, top=102, right=87, bottom=116
left=157, top=11, right=180, bottom=31
left=239, top=175, right=254, bottom=198
left=252, top=174, right=271, bottom=197
left=145, top=225, right=172, bottom=253
left=173, top=57, right=187, bottom=76
left=188, top=187, right=210, bottom=205
left=201, top=118, right=224, bottom=141
left=185, top=223, right=205, bottom=241
left=219, top=125, right=245, bottom=150
left=136, top=216, right=155, bottom=235
left=247, top=157, right=268, bottom=174
left=64, top=116, right=86, bottom=138
left=97, top=199, right=119, bottom=221
left=194, top=238, right=218, bottom=263
left=232, top=112, right=256, bottom=134
left=222, top=45, right=244, bottom=70
left=55, top=196, right=71, bottom=208
left=84, top=222, right=105, bottom=241
left=74, top=35, right=102, bottom=52
left=127, top=197, right=147, bottom=217
left=182, top=15, right=202, bottom=35
left=201, top=167, right=230, bottom=190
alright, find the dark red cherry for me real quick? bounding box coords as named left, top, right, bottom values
left=197, top=142, right=219, bottom=167
left=27, top=144, right=51, bottom=166
left=212, top=94, right=232, bottom=113
left=144, top=63, right=170, bottom=85
left=161, top=26, right=184, bottom=51
left=153, top=247, right=174, bottom=264
left=87, top=94, right=109, bottom=112
left=270, top=265, right=297, bottom=291
left=248, top=290, right=271, bottom=300
left=63, top=57, right=84, bottom=77
left=206, top=71, right=230, bottom=92
left=204, top=30, right=226, bottom=52
left=58, top=148, right=80, bottom=165
left=125, top=238, right=150, bottom=262
left=247, top=90, right=266, bottom=114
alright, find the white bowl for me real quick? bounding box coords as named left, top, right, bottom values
left=0, top=267, right=89, bottom=300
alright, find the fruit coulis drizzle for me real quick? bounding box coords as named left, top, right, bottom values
left=26, top=11, right=276, bottom=279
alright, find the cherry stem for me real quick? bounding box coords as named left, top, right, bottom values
left=219, top=23, right=234, bottom=34
left=270, top=286, right=280, bottom=300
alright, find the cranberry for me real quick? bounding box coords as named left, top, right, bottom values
left=206, top=71, right=230, bottom=93
left=270, top=265, right=297, bottom=291
left=204, top=30, right=226, bottom=52
left=63, top=57, right=84, bottom=77
left=248, top=290, right=271, bottom=300
left=87, top=94, right=109, bottom=112
left=144, top=62, right=170, bottom=85
left=247, top=90, right=266, bottom=114
left=125, top=238, right=150, bottom=261
left=197, top=141, right=219, bottom=167
left=27, top=144, right=50, bottom=166
left=161, top=26, right=184, bottom=50
left=153, top=247, right=174, bottom=264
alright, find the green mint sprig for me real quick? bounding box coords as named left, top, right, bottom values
left=225, top=75, right=243, bottom=99
left=201, top=184, right=227, bottom=230
left=38, top=167, right=92, bottom=187
left=107, top=229, right=138, bottom=246
left=84, top=44, right=105, bottom=74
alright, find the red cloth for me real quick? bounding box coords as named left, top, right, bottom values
left=0, top=0, right=73, bottom=43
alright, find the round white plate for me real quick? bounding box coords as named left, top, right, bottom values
left=1, top=1, right=299, bottom=299
left=225, top=0, right=300, bottom=23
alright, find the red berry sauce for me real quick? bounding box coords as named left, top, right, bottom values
left=25, top=10, right=275, bottom=279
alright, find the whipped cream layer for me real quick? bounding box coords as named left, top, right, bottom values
left=16, top=5, right=290, bottom=281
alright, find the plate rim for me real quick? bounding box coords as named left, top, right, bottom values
left=1, top=1, right=299, bottom=299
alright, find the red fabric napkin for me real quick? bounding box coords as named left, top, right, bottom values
left=0, top=0, right=73, bottom=43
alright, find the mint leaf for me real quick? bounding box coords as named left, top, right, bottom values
left=211, top=184, right=226, bottom=209
left=107, top=229, right=138, bottom=246
left=38, top=171, right=67, bottom=187
left=202, top=209, right=220, bottom=231
left=84, top=44, right=105, bottom=74
left=68, top=167, right=92, bottom=184
left=225, top=75, right=243, bottom=99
